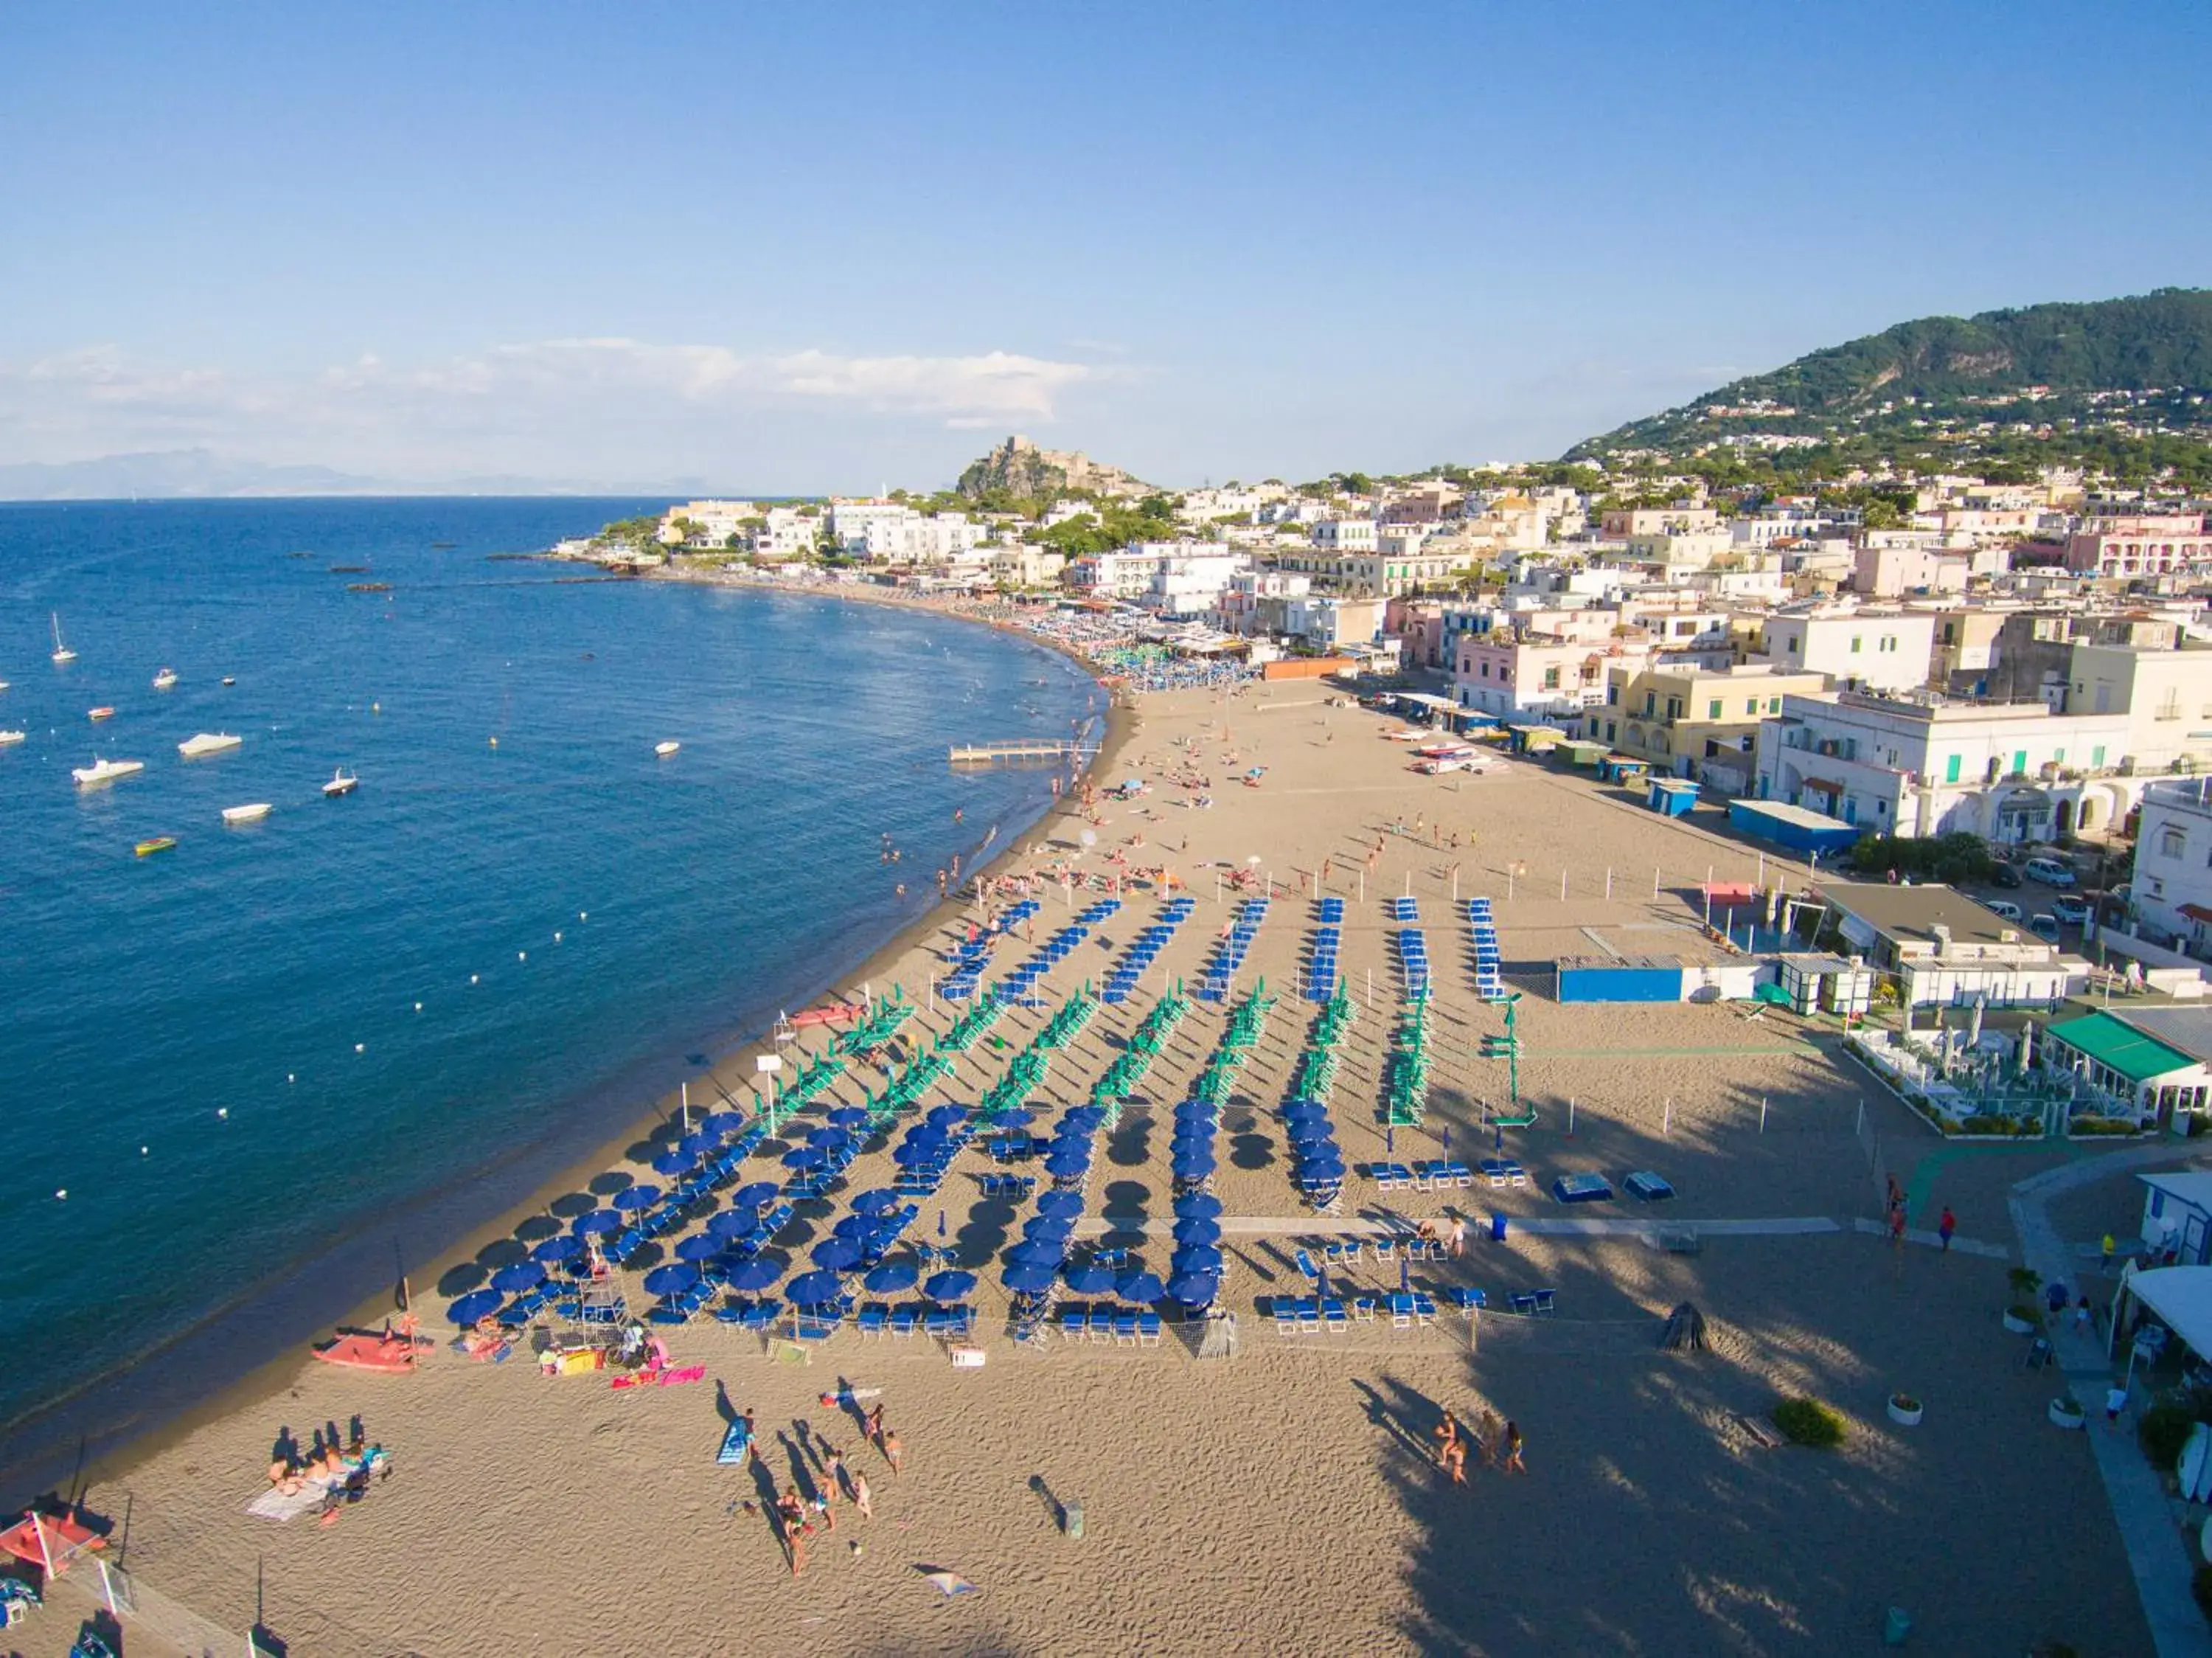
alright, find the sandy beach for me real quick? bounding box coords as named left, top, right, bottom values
left=15, top=675, right=2158, bottom=1657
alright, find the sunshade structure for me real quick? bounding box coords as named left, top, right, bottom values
left=811, top=1238, right=864, bottom=1271
left=863, top=1260, right=920, bottom=1294
left=851, top=1188, right=900, bottom=1215
left=732, top=1182, right=780, bottom=1211
left=2115, top=1264, right=2212, bottom=1360
left=707, top=1210, right=761, bottom=1242
left=532, top=1235, right=583, bottom=1266
left=1062, top=1263, right=1117, bottom=1294
left=725, top=1256, right=786, bottom=1291
left=675, top=1234, right=726, bottom=1262
left=642, top=1263, right=700, bottom=1297
left=1116, top=1271, right=1166, bottom=1303
left=652, top=1150, right=695, bottom=1177
left=445, top=1288, right=504, bottom=1325
left=700, top=1111, right=748, bottom=1136
left=1002, top=1263, right=1056, bottom=1294
left=612, top=1184, right=661, bottom=1211
left=573, top=1209, right=624, bottom=1236
left=786, top=1269, right=847, bottom=1308
left=0, top=1510, right=105, bottom=1578
left=1173, top=1193, right=1223, bottom=1220
left=923, top=1270, right=977, bottom=1303
left=489, top=1262, right=545, bottom=1295
left=1036, top=1190, right=1086, bottom=1218
left=1168, top=1272, right=1220, bottom=1305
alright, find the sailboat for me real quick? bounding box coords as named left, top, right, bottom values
left=50, top=614, right=76, bottom=665
left=153, top=667, right=178, bottom=690
left=323, top=768, right=359, bottom=797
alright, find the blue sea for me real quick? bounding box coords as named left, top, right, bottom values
left=0, top=500, right=1096, bottom=1460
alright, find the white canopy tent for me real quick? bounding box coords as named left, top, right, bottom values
left=2111, top=1263, right=2212, bottom=1364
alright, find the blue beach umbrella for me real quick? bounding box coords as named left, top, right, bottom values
left=1116, top=1271, right=1166, bottom=1304
left=923, top=1270, right=977, bottom=1303
left=488, top=1262, right=543, bottom=1297
left=1301, top=1157, right=1347, bottom=1182
left=926, top=1104, right=968, bottom=1128
left=1168, top=1272, right=1220, bottom=1305
left=707, top=1210, right=761, bottom=1241
left=1287, top=1119, right=1334, bottom=1145
left=807, top=1126, right=850, bottom=1151
left=1001, top=1263, right=1056, bottom=1295
left=863, top=1259, right=920, bottom=1294
left=851, top=1188, right=900, bottom=1215
left=700, top=1110, right=747, bottom=1136
left=1062, top=1263, right=1117, bottom=1294
left=1385, top=1126, right=1395, bottom=1155
left=811, top=1238, right=865, bottom=1271
left=781, top=1146, right=826, bottom=1172
left=642, top=1263, right=700, bottom=1297
left=1023, top=1213, right=1075, bottom=1239
left=1171, top=1151, right=1215, bottom=1179
left=445, top=1288, right=504, bottom=1326
left=675, top=1233, right=725, bottom=1262
left=733, top=1181, right=779, bottom=1211
left=891, top=1141, right=940, bottom=1167
left=1172, top=1193, right=1223, bottom=1220
left=573, top=1208, right=624, bottom=1236
left=990, top=1106, right=1036, bottom=1129
left=679, top=1131, right=717, bottom=1159
left=1171, top=1217, right=1222, bottom=1246
left=652, top=1150, right=695, bottom=1177
left=1172, top=1245, right=1224, bottom=1274
left=1035, top=1190, right=1085, bottom=1218
left=1043, top=1146, right=1091, bottom=1177
left=1281, top=1098, right=1326, bottom=1119
left=532, top=1235, right=582, bottom=1266
left=832, top=1214, right=876, bottom=1241
left=787, top=1269, right=846, bottom=1308
left=725, top=1256, right=785, bottom=1291
left=1008, top=1239, right=1068, bottom=1267
left=612, top=1184, right=661, bottom=1211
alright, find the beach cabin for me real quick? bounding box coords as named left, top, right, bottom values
left=1557, top=954, right=1684, bottom=1002
left=2045, top=1007, right=2212, bottom=1128
left=1510, top=724, right=1566, bottom=757
left=1770, top=952, right=1874, bottom=1017
left=2139, top=1173, right=2212, bottom=1265
left=1599, top=754, right=1651, bottom=786
left=1726, top=798, right=1860, bottom=858
left=1646, top=777, right=1699, bottom=817
left=1557, top=738, right=1608, bottom=770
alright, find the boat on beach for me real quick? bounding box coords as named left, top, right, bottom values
left=655, top=740, right=681, bottom=757
left=50, top=614, right=75, bottom=665
left=134, top=836, right=177, bottom=857
left=178, top=732, right=243, bottom=757
left=221, top=802, right=272, bottom=825
left=72, top=756, right=144, bottom=786
left=323, top=769, right=358, bottom=797
left=152, top=667, right=178, bottom=690
left=313, top=1318, right=428, bottom=1373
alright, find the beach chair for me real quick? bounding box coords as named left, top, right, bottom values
left=857, top=1305, right=888, bottom=1339
left=1272, top=1299, right=1298, bottom=1336
left=1295, top=1298, right=1322, bottom=1336
left=1387, top=1293, right=1414, bottom=1330
left=1324, top=1240, right=1356, bottom=1268
left=1137, top=1310, right=1162, bottom=1346
left=1531, top=1288, right=1557, bottom=1316
left=1412, top=1293, right=1437, bottom=1328
left=1322, top=1297, right=1349, bottom=1333
left=740, top=1299, right=783, bottom=1331
left=1445, top=1286, right=1486, bottom=1311
left=888, top=1305, right=920, bottom=1339
left=1371, top=1163, right=1403, bottom=1193
left=1352, top=1294, right=1378, bottom=1322
left=1371, top=1237, right=1399, bottom=1266
left=1294, top=1248, right=1322, bottom=1283
left=1510, top=1293, right=1538, bottom=1317
left=922, top=1308, right=954, bottom=1339
left=1112, top=1310, right=1141, bottom=1346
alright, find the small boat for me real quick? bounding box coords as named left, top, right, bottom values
left=0, top=678, right=11, bottom=691
left=329, top=564, right=369, bottom=574
left=655, top=740, right=681, bottom=757
left=222, top=802, right=273, bottom=825
left=134, top=836, right=178, bottom=857
left=87, top=706, right=116, bottom=722
left=323, top=769, right=359, bottom=797
left=0, top=730, right=24, bottom=746
left=221, top=676, right=236, bottom=686
left=312, top=1317, right=429, bottom=1373
left=431, top=541, right=456, bottom=549
left=50, top=613, right=75, bottom=665
left=72, top=756, right=144, bottom=786
left=152, top=667, right=178, bottom=690
left=348, top=582, right=392, bottom=593
left=178, top=731, right=243, bottom=758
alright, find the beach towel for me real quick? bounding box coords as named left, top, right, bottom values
left=716, top=1421, right=753, bottom=1466
left=247, top=1483, right=332, bottom=1523
left=916, top=1567, right=981, bottom=1598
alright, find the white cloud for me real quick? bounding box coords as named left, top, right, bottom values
left=0, top=337, right=1099, bottom=479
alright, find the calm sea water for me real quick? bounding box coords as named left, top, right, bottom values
left=0, top=500, right=1096, bottom=1437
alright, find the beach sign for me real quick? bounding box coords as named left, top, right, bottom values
left=756, top=1054, right=784, bottom=1074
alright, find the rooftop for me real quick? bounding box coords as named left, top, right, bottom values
left=1818, top=881, right=2046, bottom=951
left=2046, top=1009, right=2202, bottom=1083
left=2107, top=1005, right=2212, bottom=1069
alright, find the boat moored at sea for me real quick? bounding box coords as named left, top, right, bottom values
left=221, top=802, right=273, bottom=825
left=323, top=769, right=359, bottom=797
left=134, top=836, right=178, bottom=857
left=73, top=756, right=145, bottom=786
left=87, top=707, right=116, bottom=722
left=50, top=614, right=75, bottom=665
left=152, top=667, right=178, bottom=690
left=655, top=740, right=681, bottom=757
left=0, top=730, right=24, bottom=746
left=178, top=732, right=243, bottom=758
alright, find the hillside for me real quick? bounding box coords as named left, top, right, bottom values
left=1567, top=288, right=2212, bottom=481
left=956, top=434, right=1156, bottom=507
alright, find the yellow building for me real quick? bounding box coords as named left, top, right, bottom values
left=1582, top=662, right=1832, bottom=783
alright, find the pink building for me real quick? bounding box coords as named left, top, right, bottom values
left=1454, top=631, right=1652, bottom=720
left=2064, top=515, right=2209, bottom=578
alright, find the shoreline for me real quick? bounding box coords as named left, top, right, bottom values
left=1, top=584, right=1125, bottom=1513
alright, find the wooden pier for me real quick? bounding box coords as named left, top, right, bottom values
left=948, top=739, right=1099, bottom=766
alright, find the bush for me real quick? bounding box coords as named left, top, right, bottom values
left=1845, top=831, right=2000, bottom=886
left=2070, top=1116, right=2143, bottom=1137
left=1772, top=1397, right=1848, bottom=1448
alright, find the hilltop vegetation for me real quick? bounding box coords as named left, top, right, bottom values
left=1568, top=288, right=2212, bottom=488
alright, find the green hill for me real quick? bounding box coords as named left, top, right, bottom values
left=1567, top=288, right=2212, bottom=482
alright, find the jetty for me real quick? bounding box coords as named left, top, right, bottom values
left=948, top=738, right=1099, bottom=766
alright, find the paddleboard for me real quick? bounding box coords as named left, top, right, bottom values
left=717, top=1421, right=753, bottom=1465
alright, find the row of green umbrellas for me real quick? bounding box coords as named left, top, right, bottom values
left=1032, top=989, right=1099, bottom=1052
left=1091, top=991, right=1189, bottom=1120
left=869, top=1048, right=955, bottom=1124
left=935, top=995, right=1006, bottom=1055
left=1385, top=998, right=1432, bottom=1127
left=835, top=989, right=914, bottom=1058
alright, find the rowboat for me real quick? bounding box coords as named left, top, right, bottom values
left=135, top=836, right=178, bottom=857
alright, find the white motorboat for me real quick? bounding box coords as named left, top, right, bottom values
left=50, top=614, right=75, bottom=665
left=323, top=769, right=358, bottom=797
left=73, top=756, right=145, bottom=786
left=153, top=667, right=178, bottom=690
left=221, top=802, right=273, bottom=825
left=655, top=740, right=681, bottom=757
left=0, top=730, right=24, bottom=746
left=178, top=732, right=243, bottom=758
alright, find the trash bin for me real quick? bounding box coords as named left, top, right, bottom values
left=1882, top=1606, right=1911, bottom=1646
left=1063, top=1498, right=1084, bottom=1540
left=1489, top=1213, right=1508, bottom=1243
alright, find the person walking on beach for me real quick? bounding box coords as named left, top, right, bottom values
left=1477, top=1409, right=1502, bottom=1468
left=1447, top=1215, right=1467, bottom=1258
left=1433, top=1409, right=1460, bottom=1468
left=2105, top=1381, right=2130, bottom=1432
left=777, top=1487, right=811, bottom=1578
left=1888, top=1204, right=1907, bottom=1246
left=1937, top=1207, right=1956, bottom=1252
left=866, top=1403, right=886, bottom=1450
left=1501, top=1421, right=1526, bottom=1474
left=883, top=1427, right=905, bottom=1478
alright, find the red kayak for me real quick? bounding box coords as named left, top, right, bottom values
left=786, top=1002, right=863, bottom=1029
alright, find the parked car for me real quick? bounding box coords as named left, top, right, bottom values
left=1983, top=899, right=2024, bottom=923
left=2029, top=913, right=2063, bottom=943
left=1988, top=862, right=2024, bottom=889
left=2023, top=856, right=2077, bottom=888
left=2052, top=894, right=2091, bottom=925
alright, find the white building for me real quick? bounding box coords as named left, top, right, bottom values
left=1753, top=691, right=2138, bottom=840
left=2132, top=780, right=2212, bottom=957
left=1311, top=518, right=1378, bottom=553
left=658, top=499, right=758, bottom=546
left=1147, top=550, right=1253, bottom=617
left=827, top=499, right=914, bottom=551
left=752, top=506, right=819, bottom=559
left=1750, top=609, right=1941, bottom=695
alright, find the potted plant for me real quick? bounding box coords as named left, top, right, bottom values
left=2005, top=1267, right=2045, bottom=1335
left=1888, top=1391, right=1924, bottom=1426
left=2049, top=1395, right=2086, bottom=1429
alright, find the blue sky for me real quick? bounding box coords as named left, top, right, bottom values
left=1, top=0, right=2207, bottom=491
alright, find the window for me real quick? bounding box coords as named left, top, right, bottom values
left=2011, top=750, right=2027, bottom=776
left=1606, top=721, right=1617, bottom=742
left=1849, top=636, right=1863, bottom=653
left=2161, top=827, right=2188, bottom=860
left=1944, top=754, right=1962, bottom=783
left=1607, top=684, right=1619, bottom=705
left=2093, top=745, right=2107, bottom=768
left=1745, top=698, right=1759, bottom=715
left=1708, top=699, right=1722, bottom=719
left=1543, top=667, right=1561, bottom=690
left=1644, top=692, right=1656, bottom=715
left=1767, top=697, right=1781, bottom=714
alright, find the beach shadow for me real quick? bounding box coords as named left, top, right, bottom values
left=1227, top=1244, right=1277, bottom=1284
left=1352, top=1376, right=1445, bottom=1467
left=547, top=1191, right=597, bottom=1219
left=955, top=1197, right=1015, bottom=1265
left=512, top=1214, right=561, bottom=1244
left=1105, top=1117, right=1150, bottom=1169
left=474, top=1238, right=527, bottom=1271
left=1101, top=1179, right=1150, bottom=1230
left=713, top=1381, right=737, bottom=1426
left=1027, top=1472, right=1070, bottom=1532
left=434, top=1262, right=487, bottom=1297
left=1229, top=1130, right=1276, bottom=1171
left=586, top=1172, right=632, bottom=1197
left=270, top=1426, right=299, bottom=1466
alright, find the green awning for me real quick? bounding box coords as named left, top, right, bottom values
left=2045, top=1011, right=2197, bottom=1084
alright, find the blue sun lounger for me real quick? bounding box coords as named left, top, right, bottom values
left=1623, top=1170, right=1675, bottom=1201
left=1552, top=1173, right=1614, bottom=1204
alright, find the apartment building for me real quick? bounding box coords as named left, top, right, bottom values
left=1585, top=662, right=1829, bottom=785
left=2062, top=645, right=2212, bottom=773
left=2132, top=779, right=2212, bottom=957
left=1453, top=631, right=1640, bottom=721
left=1747, top=609, right=1939, bottom=695
left=2064, top=514, right=2210, bottom=578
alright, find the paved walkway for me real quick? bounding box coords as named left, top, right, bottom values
left=1080, top=1213, right=1849, bottom=1241
left=2010, top=1142, right=2212, bottom=1658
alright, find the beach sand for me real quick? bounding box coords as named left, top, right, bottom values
left=18, top=680, right=2156, bottom=1656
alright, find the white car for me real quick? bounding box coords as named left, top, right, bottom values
left=1983, top=899, right=2023, bottom=923
left=2023, top=856, right=2077, bottom=888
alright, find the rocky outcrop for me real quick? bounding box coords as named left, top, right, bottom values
left=957, top=434, right=1155, bottom=502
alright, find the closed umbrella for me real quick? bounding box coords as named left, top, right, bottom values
left=724, top=1256, right=785, bottom=1291
left=864, top=1259, right=920, bottom=1294
left=489, top=1262, right=543, bottom=1294
left=923, top=1269, right=976, bottom=1303
left=811, top=1238, right=864, bottom=1271
left=1172, top=1192, right=1223, bottom=1219
left=445, top=1288, right=504, bottom=1325
left=643, top=1263, right=700, bottom=1297
left=1116, top=1271, right=1166, bottom=1304
left=612, top=1184, right=661, bottom=1211
left=787, top=1269, right=847, bottom=1308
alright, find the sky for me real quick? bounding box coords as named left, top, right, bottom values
left=1, top=0, right=2208, bottom=494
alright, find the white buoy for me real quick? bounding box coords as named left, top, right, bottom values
left=287, top=1074, right=295, bottom=1083
left=470, top=974, right=479, bottom=985
left=414, top=1002, right=423, bottom=1011
left=579, top=911, right=588, bottom=921
left=355, top=1042, right=365, bottom=1052
left=518, top=950, right=527, bottom=962
left=55, top=1189, right=66, bottom=1200
left=554, top=932, right=562, bottom=943
left=218, top=1107, right=229, bottom=1118
left=141, top=1145, right=149, bottom=1155
left=372, top=701, right=381, bottom=712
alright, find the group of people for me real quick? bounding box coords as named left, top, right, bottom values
left=1432, top=1407, right=1523, bottom=1485
left=266, top=1415, right=390, bottom=1526
left=751, top=1401, right=906, bottom=1578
